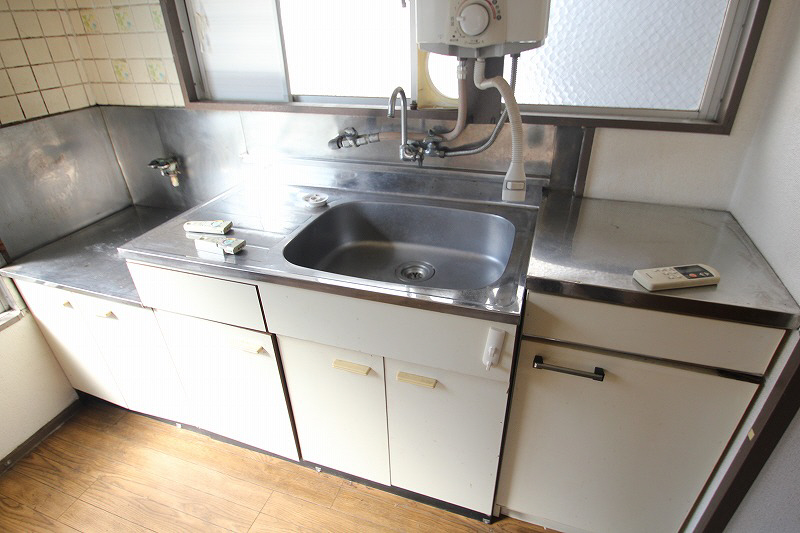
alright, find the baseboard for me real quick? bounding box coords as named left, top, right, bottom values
left=0, top=398, right=82, bottom=475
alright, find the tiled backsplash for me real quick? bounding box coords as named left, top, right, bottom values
left=0, top=0, right=183, bottom=126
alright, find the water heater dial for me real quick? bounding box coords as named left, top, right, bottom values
left=458, top=3, right=490, bottom=36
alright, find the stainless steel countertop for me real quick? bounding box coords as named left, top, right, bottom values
left=528, top=193, right=800, bottom=329
left=118, top=160, right=543, bottom=323
left=1, top=206, right=180, bottom=305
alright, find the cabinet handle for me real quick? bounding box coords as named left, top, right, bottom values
left=533, top=355, right=605, bottom=382
left=332, top=359, right=371, bottom=376
left=397, top=371, right=437, bottom=389
left=62, top=301, right=73, bottom=308
left=96, top=310, right=116, bottom=319
left=232, top=340, right=266, bottom=354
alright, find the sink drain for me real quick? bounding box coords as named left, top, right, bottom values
left=396, top=261, right=435, bottom=283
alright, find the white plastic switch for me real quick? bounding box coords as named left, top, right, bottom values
left=183, top=220, right=232, bottom=234
left=483, top=327, right=506, bottom=370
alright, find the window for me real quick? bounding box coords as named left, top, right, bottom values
left=170, top=0, right=767, bottom=131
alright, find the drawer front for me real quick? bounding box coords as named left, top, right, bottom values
left=127, top=262, right=266, bottom=332
left=524, top=293, right=783, bottom=374
left=258, top=283, right=516, bottom=382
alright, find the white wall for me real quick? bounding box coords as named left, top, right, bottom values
left=0, top=313, right=77, bottom=459
left=584, top=0, right=799, bottom=211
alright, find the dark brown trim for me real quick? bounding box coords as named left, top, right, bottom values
left=0, top=398, right=81, bottom=475
left=693, top=334, right=800, bottom=532
left=573, top=128, right=595, bottom=197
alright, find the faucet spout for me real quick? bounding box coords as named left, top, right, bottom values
left=388, top=87, right=409, bottom=150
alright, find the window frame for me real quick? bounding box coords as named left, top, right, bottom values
left=161, top=0, right=771, bottom=134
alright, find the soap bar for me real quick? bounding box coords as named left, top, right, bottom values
left=183, top=220, right=233, bottom=234
left=193, top=235, right=245, bottom=254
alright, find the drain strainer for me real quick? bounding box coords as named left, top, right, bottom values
left=396, top=261, right=435, bottom=283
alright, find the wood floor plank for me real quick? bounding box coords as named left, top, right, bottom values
left=79, top=477, right=232, bottom=533
left=59, top=499, right=152, bottom=533
left=11, top=449, right=96, bottom=498
left=0, top=496, right=79, bottom=533
left=53, top=420, right=271, bottom=511
left=86, top=411, right=342, bottom=508
left=0, top=469, right=76, bottom=519
left=259, top=491, right=394, bottom=533
left=69, top=400, right=126, bottom=431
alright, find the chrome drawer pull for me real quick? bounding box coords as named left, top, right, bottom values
left=533, top=355, right=605, bottom=382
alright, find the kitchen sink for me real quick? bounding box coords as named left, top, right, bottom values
left=282, top=201, right=516, bottom=290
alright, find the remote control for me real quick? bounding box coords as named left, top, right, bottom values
left=183, top=220, right=232, bottom=234
left=193, top=235, right=245, bottom=255
left=633, top=264, right=720, bottom=291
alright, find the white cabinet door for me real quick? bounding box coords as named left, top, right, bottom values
left=77, top=297, right=188, bottom=424
left=155, top=310, right=298, bottom=461
left=385, top=359, right=508, bottom=515
left=497, top=340, right=758, bottom=533
left=15, top=280, right=127, bottom=408
left=278, top=336, right=390, bottom=484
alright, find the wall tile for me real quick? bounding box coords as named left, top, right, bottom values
left=0, top=0, right=10, bottom=10
left=104, top=33, right=123, bottom=56
left=110, top=57, right=128, bottom=81
left=121, top=31, right=142, bottom=57
left=89, top=81, right=104, bottom=103
left=0, top=69, right=14, bottom=96
left=17, top=89, right=46, bottom=117
left=0, top=94, right=24, bottom=123
left=113, top=6, right=132, bottom=31
left=94, top=0, right=111, bottom=7
left=95, top=58, right=113, bottom=81
left=144, top=57, right=162, bottom=82
left=32, top=0, right=56, bottom=9
left=58, top=9, right=71, bottom=32
left=54, top=59, right=79, bottom=85
left=32, top=62, right=58, bottom=88
left=13, top=10, right=42, bottom=37
left=79, top=8, right=97, bottom=33
left=23, top=37, right=51, bottom=63
left=94, top=6, right=116, bottom=33
left=129, top=4, right=151, bottom=31
left=170, top=83, right=182, bottom=105
left=103, top=81, right=121, bottom=103
left=37, top=10, right=63, bottom=36
left=0, top=12, right=19, bottom=39
left=62, top=81, right=86, bottom=108
left=87, top=33, right=107, bottom=57
left=8, top=0, right=35, bottom=10
left=118, top=80, right=136, bottom=104
left=0, top=40, right=28, bottom=66
left=127, top=56, right=146, bottom=82
left=75, top=0, right=93, bottom=8
left=46, top=36, right=71, bottom=61
left=82, top=56, right=96, bottom=80
left=8, top=65, right=36, bottom=92
left=152, top=81, right=171, bottom=106
left=135, top=81, right=153, bottom=105
left=41, top=86, right=68, bottom=112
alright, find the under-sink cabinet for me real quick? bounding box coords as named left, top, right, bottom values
left=15, top=279, right=187, bottom=422
left=497, top=292, right=784, bottom=533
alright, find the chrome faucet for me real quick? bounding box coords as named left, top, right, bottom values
left=388, top=87, right=419, bottom=163
left=148, top=157, right=181, bottom=187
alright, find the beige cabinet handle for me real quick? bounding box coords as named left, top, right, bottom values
left=397, top=371, right=437, bottom=389
left=62, top=301, right=73, bottom=308
left=232, top=339, right=266, bottom=354
left=96, top=310, right=116, bottom=319
left=332, top=359, right=371, bottom=376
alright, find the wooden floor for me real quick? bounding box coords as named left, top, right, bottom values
left=0, top=400, right=550, bottom=532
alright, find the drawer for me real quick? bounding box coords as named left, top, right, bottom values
left=258, top=282, right=516, bottom=382
left=127, top=262, right=266, bottom=332
left=523, top=293, right=783, bottom=375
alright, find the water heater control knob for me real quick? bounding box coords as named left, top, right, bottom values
left=457, top=3, right=490, bottom=36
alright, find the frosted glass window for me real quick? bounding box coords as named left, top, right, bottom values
left=508, top=0, right=730, bottom=110
left=187, top=0, right=288, bottom=102
left=280, top=1, right=411, bottom=98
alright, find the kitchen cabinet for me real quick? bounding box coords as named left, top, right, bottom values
left=497, top=293, right=772, bottom=533
left=278, top=336, right=390, bottom=483
left=15, top=279, right=189, bottom=423
left=155, top=310, right=299, bottom=461
left=260, top=282, right=516, bottom=515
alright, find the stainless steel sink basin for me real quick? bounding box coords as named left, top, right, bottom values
left=283, top=201, right=516, bottom=290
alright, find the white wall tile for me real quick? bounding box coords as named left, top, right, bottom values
left=37, top=10, right=63, bottom=36
left=104, top=33, right=123, bottom=56
left=0, top=94, right=24, bottom=123
left=94, top=0, right=111, bottom=7
left=113, top=6, right=133, bottom=31
left=32, top=0, right=56, bottom=8
left=75, top=0, right=93, bottom=8
left=110, top=57, right=128, bottom=81
left=130, top=4, right=151, bottom=31
left=54, top=59, right=79, bottom=84
left=58, top=9, right=71, bottom=32
left=0, top=70, right=14, bottom=96
left=74, top=35, right=89, bottom=58
left=94, top=6, right=116, bottom=33
left=0, top=12, right=19, bottom=39
left=0, top=0, right=10, bottom=10
left=164, top=59, right=177, bottom=83
left=82, top=57, right=97, bottom=81
left=89, top=81, right=105, bottom=103
left=67, top=9, right=81, bottom=34
left=8, top=0, right=34, bottom=10
left=152, top=81, right=171, bottom=106
left=62, top=82, right=87, bottom=108
left=41, top=86, right=68, bottom=112
left=134, top=81, right=153, bottom=104
left=127, top=56, right=146, bottom=82
left=0, top=40, right=28, bottom=67
left=87, top=34, right=108, bottom=57
left=95, top=58, right=114, bottom=82
left=121, top=31, right=143, bottom=57
left=22, top=38, right=50, bottom=64
left=102, top=81, right=122, bottom=103
left=13, top=11, right=42, bottom=37
left=84, top=81, right=94, bottom=104
left=170, top=83, right=182, bottom=105
left=7, top=65, right=35, bottom=91
left=46, top=36, right=72, bottom=61
left=32, top=62, right=58, bottom=88
left=118, top=80, right=136, bottom=104
left=157, top=31, right=170, bottom=57
left=110, top=0, right=129, bottom=6
left=17, top=89, right=46, bottom=117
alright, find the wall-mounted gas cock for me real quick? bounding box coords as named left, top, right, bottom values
left=148, top=157, right=181, bottom=187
